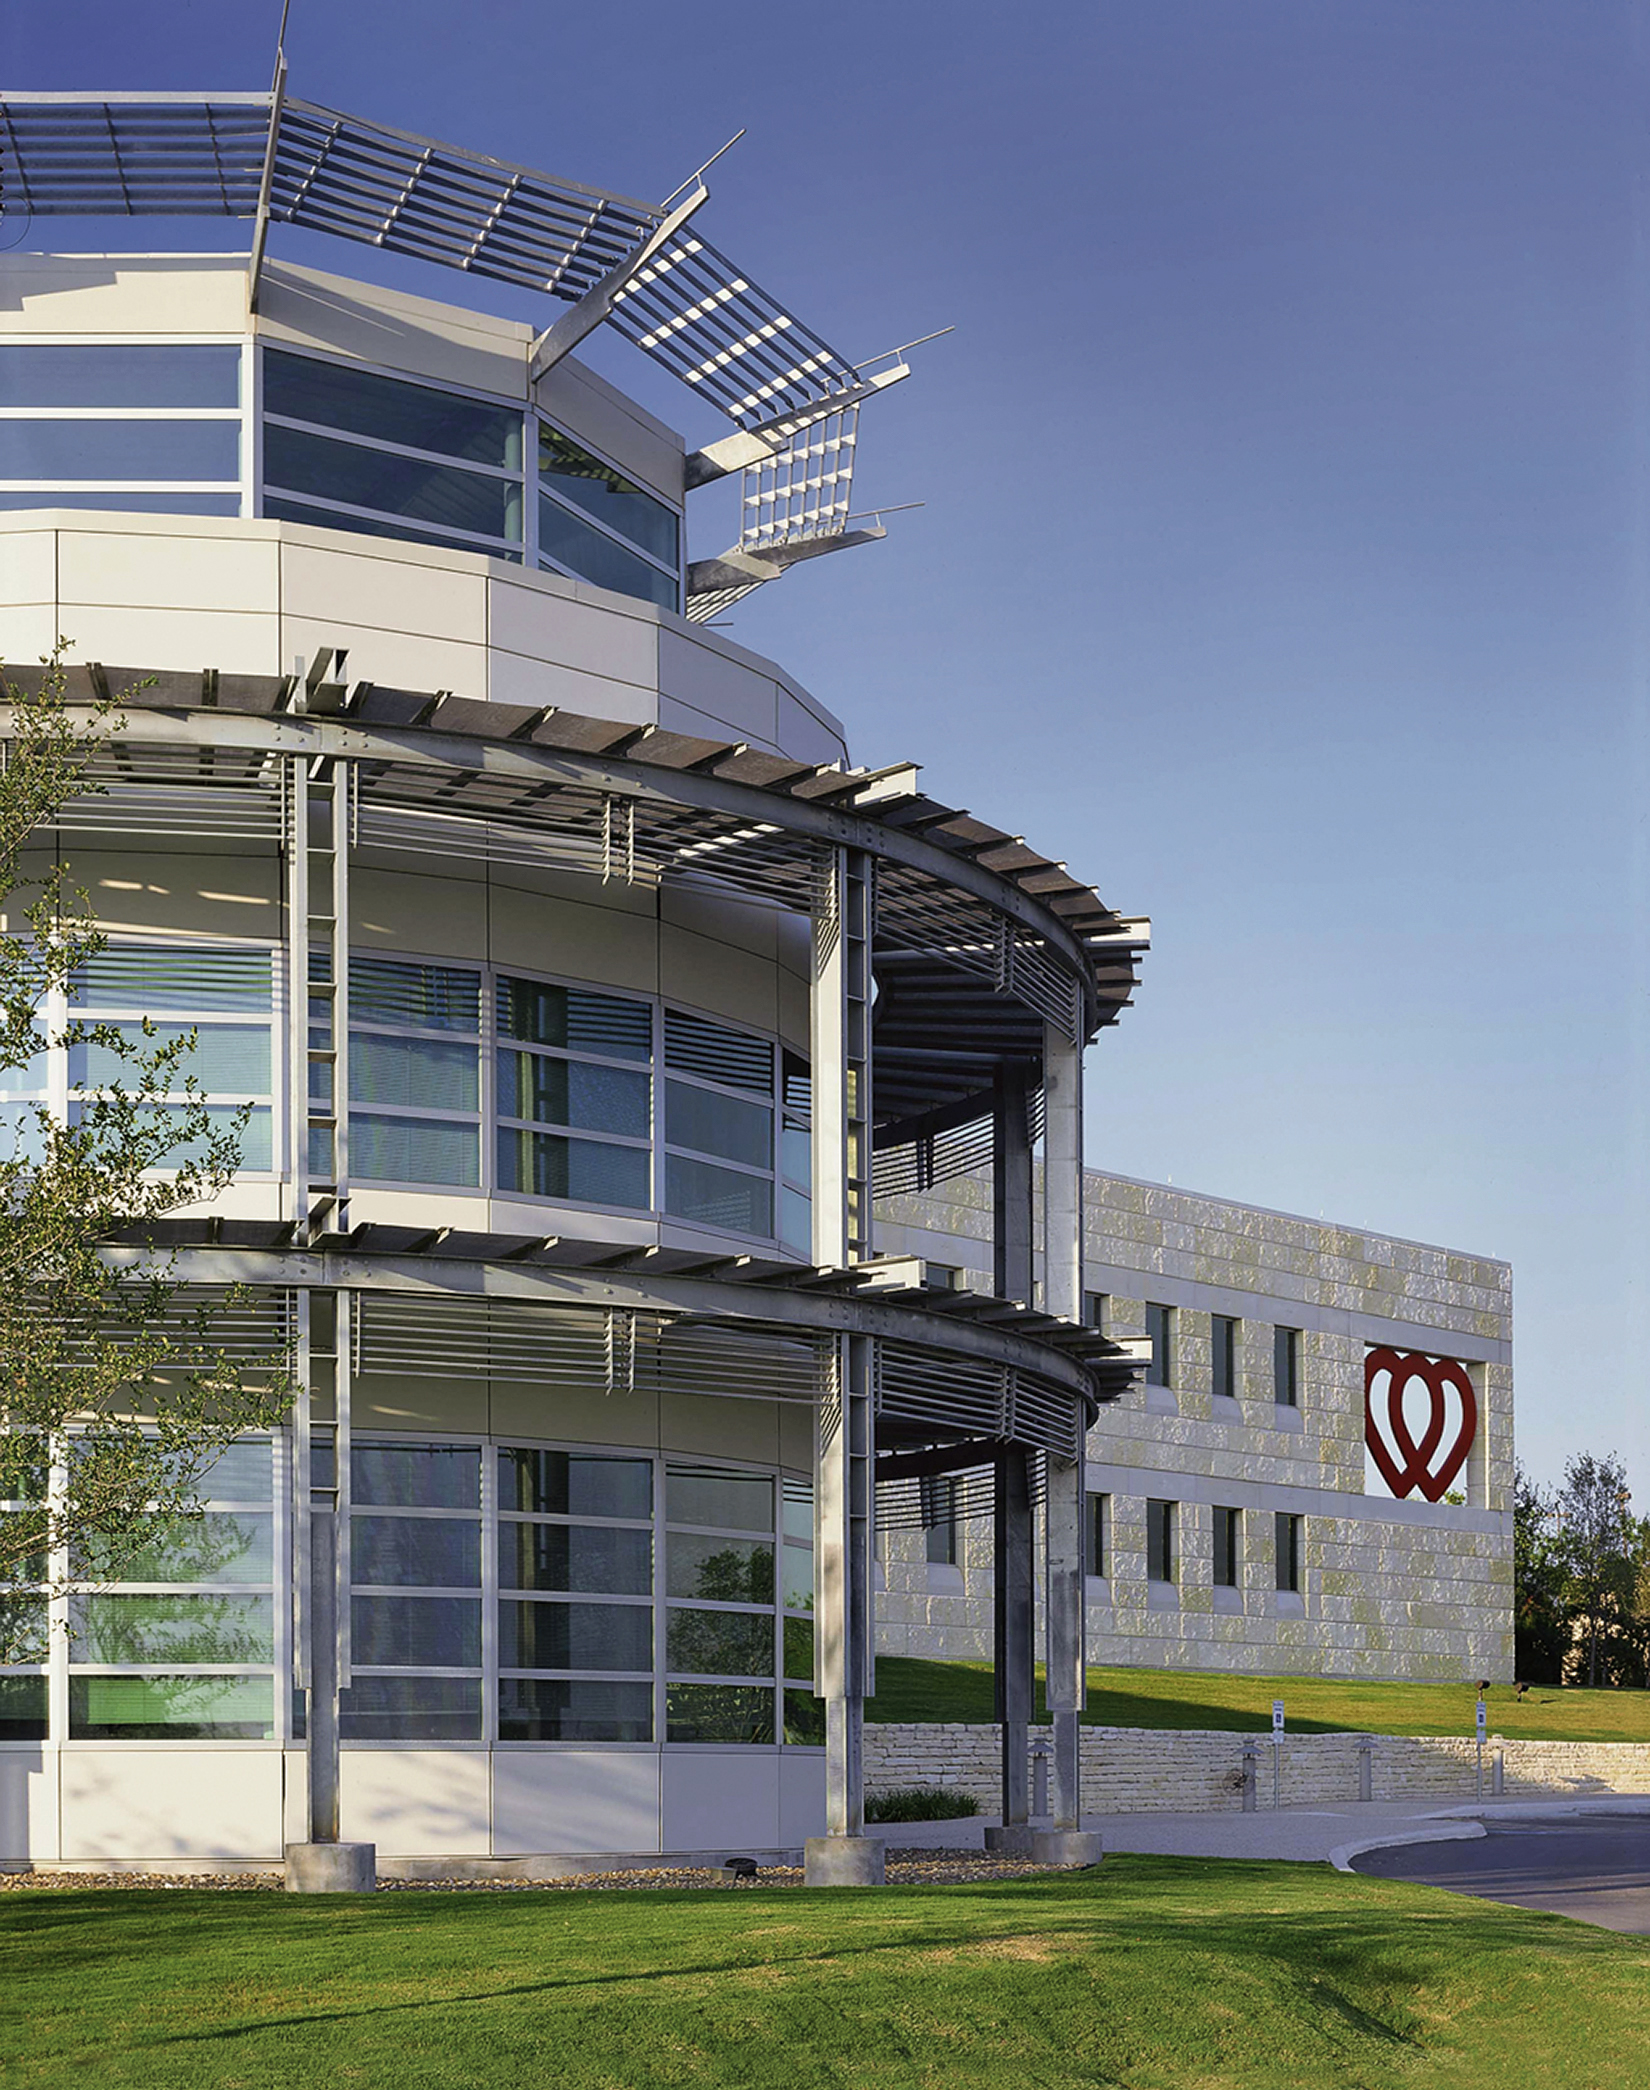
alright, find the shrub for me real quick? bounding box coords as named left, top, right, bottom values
left=864, top=1785, right=981, bottom=1823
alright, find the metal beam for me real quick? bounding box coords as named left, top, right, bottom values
left=993, top=1446, right=1035, bottom=1846
left=529, top=184, right=710, bottom=381
left=1041, top=1020, right=1087, bottom=1829
left=816, top=1331, right=875, bottom=1838
left=248, top=55, right=287, bottom=309
left=684, top=365, right=910, bottom=489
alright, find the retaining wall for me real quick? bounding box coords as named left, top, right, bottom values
left=865, top=1723, right=1650, bottom=1814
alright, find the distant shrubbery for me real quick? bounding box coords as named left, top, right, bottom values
left=865, top=1785, right=981, bottom=1823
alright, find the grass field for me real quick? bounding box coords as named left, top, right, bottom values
left=865, top=1656, right=1650, bottom=1743
left=8, top=1860, right=1650, bottom=2089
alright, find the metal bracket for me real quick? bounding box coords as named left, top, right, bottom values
left=530, top=184, right=712, bottom=382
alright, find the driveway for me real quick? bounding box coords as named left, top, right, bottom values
left=1352, top=1812, right=1650, bottom=1934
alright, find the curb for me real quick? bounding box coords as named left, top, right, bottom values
left=1328, top=1822, right=1484, bottom=1873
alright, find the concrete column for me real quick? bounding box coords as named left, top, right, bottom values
left=988, top=1447, right=1035, bottom=1853
left=991, top=1062, right=1034, bottom=1304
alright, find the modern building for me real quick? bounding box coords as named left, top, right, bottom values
left=0, top=84, right=1511, bottom=1879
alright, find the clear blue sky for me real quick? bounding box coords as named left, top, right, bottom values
left=5, top=1, right=1645, bottom=1491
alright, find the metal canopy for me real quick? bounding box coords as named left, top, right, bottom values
left=0, top=91, right=863, bottom=433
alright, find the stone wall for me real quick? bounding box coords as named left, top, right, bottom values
left=872, top=1166, right=1515, bottom=1682
left=865, top=1723, right=1650, bottom=1815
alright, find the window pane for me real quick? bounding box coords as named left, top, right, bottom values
left=498, top=1450, right=651, bottom=1520
left=667, top=1466, right=773, bottom=1534
left=0, top=1595, right=46, bottom=1664
left=267, top=424, right=518, bottom=539
left=665, top=1079, right=771, bottom=1171
left=352, top=1444, right=480, bottom=1510
left=498, top=1599, right=652, bottom=1673
left=539, top=497, right=677, bottom=610
left=538, top=426, right=679, bottom=567
left=338, top=1673, right=482, bottom=1742
left=0, top=419, right=239, bottom=482
left=781, top=1479, right=813, bottom=1545
left=497, top=1050, right=649, bottom=1136
left=104, top=1513, right=273, bottom=1586
left=263, top=493, right=524, bottom=560
left=496, top=979, right=652, bottom=1060
left=666, top=1608, right=773, bottom=1679
left=665, top=1153, right=772, bottom=1236
left=195, top=1440, right=275, bottom=1501
left=663, top=1010, right=773, bottom=1094
left=783, top=1689, right=826, bottom=1745
left=783, top=1616, right=814, bottom=1679
left=665, top=1683, right=773, bottom=1745
left=353, top=1515, right=480, bottom=1589
left=1147, top=1500, right=1174, bottom=1583
left=71, top=945, right=272, bottom=1015
left=70, top=1022, right=270, bottom=1094
left=351, top=958, right=479, bottom=1033
left=496, top=1127, right=652, bottom=1208
left=0, top=345, right=241, bottom=409
left=0, top=1676, right=48, bottom=1741
left=69, top=1673, right=273, bottom=1740
left=351, top=1594, right=480, bottom=1667
left=351, top=1034, right=478, bottom=1111
left=666, top=1534, right=773, bottom=1604
left=1147, top=1305, right=1172, bottom=1388
left=499, top=1522, right=651, bottom=1596
left=351, top=1112, right=478, bottom=1186
left=1274, top=1327, right=1299, bottom=1406
left=69, top=1593, right=274, bottom=1664
left=265, top=350, right=522, bottom=468
left=0, top=490, right=242, bottom=516
left=499, top=1677, right=652, bottom=1742
left=93, top=1100, right=272, bottom=1174
left=781, top=1544, right=814, bottom=1613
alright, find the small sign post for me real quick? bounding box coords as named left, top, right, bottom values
left=1476, top=1696, right=1487, bottom=1800
left=1272, top=1700, right=1284, bottom=1811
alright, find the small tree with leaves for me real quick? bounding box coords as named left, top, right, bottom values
left=1552, top=1451, right=1636, bottom=1688
left=0, top=651, right=291, bottom=1664
left=1513, top=1463, right=1569, bottom=1686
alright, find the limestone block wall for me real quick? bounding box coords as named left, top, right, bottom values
left=864, top=1724, right=1650, bottom=1816
left=872, top=1168, right=1514, bottom=1683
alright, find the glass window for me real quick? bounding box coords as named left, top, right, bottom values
left=68, top=1593, right=274, bottom=1664
left=666, top=1608, right=773, bottom=1679
left=352, top=1035, right=480, bottom=1112
left=1212, top=1316, right=1238, bottom=1401
left=499, top=1599, right=652, bottom=1673
left=783, top=1689, right=826, bottom=1745
left=499, top=1677, right=651, bottom=1742
left=70, top=945, right=272, bottom=1016
left=1085, top=1492, right=1109, bottom=1579
left=351, top=960, right=480, bottom=1035
left=538, top=425, right=679, bottom=567
left=351, top=1594, right=482, bottom=1668
left=1213, top=1507, right=1241, bottom=1589
left=666, top=1683, right=773, bottom=1744
left=1084, top=1292, right=1108, bottom=1333
left=498, top=979, right=651, bottom=1060
left=781, top=1542, right=814, bottom=1613
left=500, top=1523, right=651, bottom=1597
left=0, top=490, right=242, bottom=516
left=262, top=494, right=523, bottom=559
left=0, top=345, right=241, bottom=408
left=1276, top=1513, right=1303, bottom=1594
left=352, top=1444, right=481, bottom=1510
left=1146, top=1499, right=1175, bottom=1584
left=923, top=1475, right=957, bottom=1566
left=339, top=1674, right=482, bottom=1743
left=0, top=1676, right=48, bottom=1742
left=68, top=1673, right=273, bottom=1741
left=353, top=1515, right=481, bottom=1589
left=1274, top=1327, right=1301, bottom=1408
left=499, top=1449, right=651, bottom=1520
left=666, top=1466, right=773, bottom=1533
left=498, top=1052, right=649, bottom=1138
left=664, top=1079, right=772, bottom=1171
left=264, top=350, right=522, bottom=469
left=538, top=497, right=678, bottom=610
left=1146, top=1305, right=1173, bottom=1389
left=0, top=420, right=239, bottom=482
left=664, top=1154, right=772, bottom=1237
left=265, top=424, right=520, bottom=541
left=352, top=1112, right=479, bottom=1187
left=70, top=1021, right=270, bottom=1094
left=88, top=1513, right=273, bottom=1587
left=664, top=1011, right=774, bottom=1095
left=497, top=1127, right=651, bottom=1208
left=666, top=1533, right=774, bottom=1604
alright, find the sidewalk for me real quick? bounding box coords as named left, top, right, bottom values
left=886, top=1794, right=1650, bottom=1869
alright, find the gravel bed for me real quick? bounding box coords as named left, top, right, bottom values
left=1, top=1849, right=1085, bottom=1894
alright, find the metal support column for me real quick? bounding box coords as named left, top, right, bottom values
left=1037, top=1019, right=1102, bottom=1862
left=805, top=845, right=881, bottom=1884
left=988, top=1062, right=1036, bottom=1851
left=286, top=751, right=351, bottom=1244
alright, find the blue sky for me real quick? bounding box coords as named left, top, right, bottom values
left=5, top=1, right=1645, bottom=1489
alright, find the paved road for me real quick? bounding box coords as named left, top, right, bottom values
left=1353, top=1813, right=1650, bottom=1933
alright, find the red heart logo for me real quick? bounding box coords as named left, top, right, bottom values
left=1364, top=1348, right=1477, bottom=1503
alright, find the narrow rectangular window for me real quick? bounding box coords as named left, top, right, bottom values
left=1275, top=1512, right=1302, bottom=1594
left=1213, top=1507, right=1241, bottom=1588
left=923, top=1475, right=958, bottom=1566
left=1146, top=1499, right=1175, bottom=1584
left=1085, top=1492, right=1110, bottom=1579
left=1274, top=1327, right=1301, bottom=1408
left=1146, top=1304, right=1173, bottom=1388
left=1212, top=1315, right=1238, bottom=1401
left=1084, top=1291, right=1108, bottom=1333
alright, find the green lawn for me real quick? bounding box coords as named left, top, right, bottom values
left=7, top=1861, right=1650, bottom=2089
left=866, top=1655, right=1650, bottom=1743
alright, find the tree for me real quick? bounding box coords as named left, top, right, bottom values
left=1552, top=1452, right=1636, bottom=1688
left=1512, top=1463, right=1569, bottom=1686
left=0, top=651, right=291, bottom=1664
